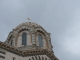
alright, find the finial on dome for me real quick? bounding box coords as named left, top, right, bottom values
left=27, top=18, right=30, bottom=22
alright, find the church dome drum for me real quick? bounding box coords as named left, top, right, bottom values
left=5, top=22, right=53, bottom=52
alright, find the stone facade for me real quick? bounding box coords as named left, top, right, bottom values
left=0, top=22, right=59, bottom=60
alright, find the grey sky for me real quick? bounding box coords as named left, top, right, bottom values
left=0, top=0, right=80, bottom=60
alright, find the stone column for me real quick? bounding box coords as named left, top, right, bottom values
left=43, top=37, right=47, bottom=49
left=27, top=34, right=31, bottom=46
left=32, top=33, right=36, bottom=45
left=17, top=35, right=22, bottom=47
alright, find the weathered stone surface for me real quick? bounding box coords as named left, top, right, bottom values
left=0, top=22, right=59, bottom=60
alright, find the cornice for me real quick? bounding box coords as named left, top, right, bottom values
left=0, top=41, right=58, bottom=60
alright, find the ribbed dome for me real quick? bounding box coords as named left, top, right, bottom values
left=5, top=21, right=52, bottom=52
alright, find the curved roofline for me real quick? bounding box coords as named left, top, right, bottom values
left=15, top=22, right=40, bottom=29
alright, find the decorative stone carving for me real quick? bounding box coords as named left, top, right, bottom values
left=5, top=22, right=52, bottom=51
left=0, top=22, right=59, bottom=60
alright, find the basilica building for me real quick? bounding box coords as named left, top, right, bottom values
left=0, top=22, right=58, bottom=60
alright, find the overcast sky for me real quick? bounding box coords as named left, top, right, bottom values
left=0, top=0, right=80, bottom=60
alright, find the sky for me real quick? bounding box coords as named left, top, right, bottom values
left=0, top=0, right=80, bottom=60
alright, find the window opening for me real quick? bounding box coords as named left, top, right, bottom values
left=22, top=33, right=27, bottom=46
left=38, top=34, right=43, bottom=47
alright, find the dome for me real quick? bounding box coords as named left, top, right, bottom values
left=5, top=22, right=52, bottom=52
left=15, top=22, right=41, bottom=30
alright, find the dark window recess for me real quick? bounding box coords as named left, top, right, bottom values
left=0, top=51, right=5, bottom=54
left=32, top=57, right=35, bottom=60
left=38, top=34, right=43, bottom=47
left=0, top=55, right=5, bottom=59
left=11, top=40, right=13, bottom=46
left=42, top=57, right=44, bottom=60
left=22, top=33, right=27, bottom=46
left=45, top=58, right=47, bottom=60
left=38, top=56, right=41, bottom=60
left=13, top=57, right=16, bottom=60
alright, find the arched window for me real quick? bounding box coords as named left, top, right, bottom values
left=32, top=57, right=35, bottom=60
left=38, top=34, right=43, bottom=47
left=11, top=40, right=13, bottom=46
left=11, top=40, right=13, bottom=45
left=38, top=56, right=41, bottom=60
left=22, top=33, right=27, bottom=46
left=42, top=57, right=44, bottom=60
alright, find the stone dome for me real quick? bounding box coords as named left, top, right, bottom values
left=5, top=22, right=52, bottom=52
left=15, top=22, right=41, bottom=30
